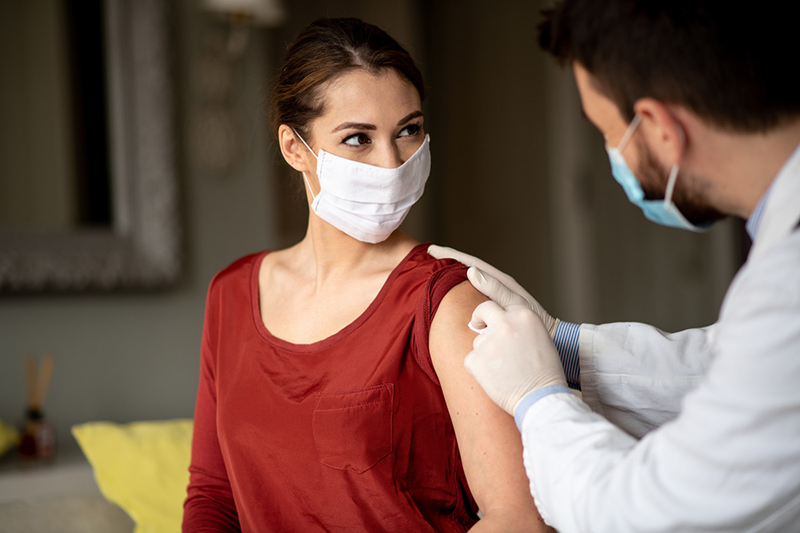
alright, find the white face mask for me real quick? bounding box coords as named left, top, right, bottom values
left=294, top=130, right=431, bottom=244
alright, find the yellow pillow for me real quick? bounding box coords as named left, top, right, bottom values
left=0, top=418, right=20, bottom=457
left=72, top=419, right=193, bottom=533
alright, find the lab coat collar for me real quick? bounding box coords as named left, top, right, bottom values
left=745, top=186, right=771, bottom=240
left=748, top=141, right=800, bottom=261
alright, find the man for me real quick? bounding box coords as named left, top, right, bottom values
left=430, top=1, right=800, bottom=531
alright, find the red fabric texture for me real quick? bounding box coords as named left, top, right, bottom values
left=183, top=244, right=479, bottom=532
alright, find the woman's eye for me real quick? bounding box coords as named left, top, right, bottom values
left=343, top=133, right=371, bottom=146
left=398, top=124, right=421, bottom=137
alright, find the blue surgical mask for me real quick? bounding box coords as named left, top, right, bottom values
left=606, top=114, right=710, bottom=232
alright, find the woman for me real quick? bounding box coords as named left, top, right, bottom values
left=183, top=17, right=549, bottom=532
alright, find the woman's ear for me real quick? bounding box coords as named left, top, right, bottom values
left=278, top=124, right=313, bottom=173
left=633, top=98, right=686, bottom=167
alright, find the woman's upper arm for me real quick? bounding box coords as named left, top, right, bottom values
left=429, top=281, right=552, bottom=532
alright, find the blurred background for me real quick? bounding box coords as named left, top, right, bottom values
left=0, top=0, right=747, bottom=453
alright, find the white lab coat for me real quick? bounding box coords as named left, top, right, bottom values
left=519, top=143, right=800, bottom=532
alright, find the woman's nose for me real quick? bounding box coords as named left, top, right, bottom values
left=374, top=143, right=405, bottom=169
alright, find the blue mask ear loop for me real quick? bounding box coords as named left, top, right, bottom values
left=292, top=128, right=319, bottom=201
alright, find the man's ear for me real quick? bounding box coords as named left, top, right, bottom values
left=633, top=98, right=686, bottom=167
left=278, top=124, right=313, bottom=173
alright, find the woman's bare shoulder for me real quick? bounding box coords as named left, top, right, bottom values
left=434, top=280, right=487, bottom=328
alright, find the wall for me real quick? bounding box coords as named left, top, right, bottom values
left=423, top=0, right=555, bottom=311
left=0, top=0, right=278, bottom=452
left=0, top=0, right=77, bottom=228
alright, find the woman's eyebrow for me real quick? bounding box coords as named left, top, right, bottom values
left=330, top=111, right=424, bottom=133
left=331, top=122, right=376, bottom=133
left=398, top=111, right=423, bottom=125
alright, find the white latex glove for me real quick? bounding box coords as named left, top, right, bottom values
left=464, top=301, right=567, bottom=415
left=428, top=245, right=559, bottom=338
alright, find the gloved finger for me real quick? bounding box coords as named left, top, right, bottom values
left=492, top=275, right=537, bottom=311
left=427, top=245, right=482, bottom=267
left=468, top=267, right=529, bottom=310
left=468, top=316, right=487, bottom=333
left=463, top=344, right=502, bottom=371
left=463, top=350, right=479, bottom=376
left=469, top=300, right=506, bottom=332
left=468, top=320, right=486, bottom=334
left=429, top=245, right=514, bottom=286
left=428, top=244, right=541, bottom=314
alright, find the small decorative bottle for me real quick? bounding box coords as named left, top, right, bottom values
left=20, top=354, right=56, bottom=463
left=19, top=408, right=56, bottom=462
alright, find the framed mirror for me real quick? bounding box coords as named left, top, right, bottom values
left=0, top=0, right=180, bottom=292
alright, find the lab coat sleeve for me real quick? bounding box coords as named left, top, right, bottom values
left=517, top=232, right=800, bottom=532
left=577, top=322, right=713, bottom=438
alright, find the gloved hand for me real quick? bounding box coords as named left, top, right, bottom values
left=464, top=301, right=567, bottom=416
left=428, top=245, right=559, bottom=337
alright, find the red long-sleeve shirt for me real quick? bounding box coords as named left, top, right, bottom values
left=183, top=244, right=479, bottom=532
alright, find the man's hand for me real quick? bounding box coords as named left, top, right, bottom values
left=464, top=301, right=567, bottom=415
left=428, top=245, right=559, bottom=337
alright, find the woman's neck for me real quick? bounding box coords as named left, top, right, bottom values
left=292, top=215, right=418, bottom=289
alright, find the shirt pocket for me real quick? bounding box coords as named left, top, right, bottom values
left=312, top=383, right=393, bottom=474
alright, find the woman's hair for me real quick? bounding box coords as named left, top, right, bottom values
left=268, top=17, right=425, bottom=142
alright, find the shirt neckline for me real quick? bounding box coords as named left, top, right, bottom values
left=250, top=242, right=428, bottom=353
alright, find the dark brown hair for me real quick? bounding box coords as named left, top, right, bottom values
left=539, top=0, right=800, bottom=132
left=268, top=17, right=425, bottom=142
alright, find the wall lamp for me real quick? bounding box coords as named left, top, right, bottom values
left=193, top=0, right=286, bottom=177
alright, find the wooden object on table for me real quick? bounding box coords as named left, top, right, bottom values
left=19, top=354, right=56, bottom=462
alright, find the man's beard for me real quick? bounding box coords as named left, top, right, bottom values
left=635, top=139, right=726, bottom=227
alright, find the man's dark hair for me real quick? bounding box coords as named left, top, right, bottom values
left=539, top=1, right=800, bottom=133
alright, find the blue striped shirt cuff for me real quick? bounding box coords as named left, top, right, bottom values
left=514, top=385, right=574, bottom=430
left=553, top=321, right=581, bottom=390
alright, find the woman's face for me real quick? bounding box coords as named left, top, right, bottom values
left=301, top=68, right=424, bottom=171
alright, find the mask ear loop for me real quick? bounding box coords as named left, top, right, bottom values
left=292, top=128, right=319, bottom=201
left=292, top=128, right=318, bottom=160
left=664, top=124, right=686, bottom=206
left=617, top=113, right=643, bottom=152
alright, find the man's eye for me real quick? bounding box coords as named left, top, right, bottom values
left=398, top=124, right=421, bottom=137
left=343, top=133, right=371, bottom=146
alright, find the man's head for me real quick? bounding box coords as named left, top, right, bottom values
left=539, top=1, right=800, bottom=222
left=539, top=1, right=800, bottom=133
